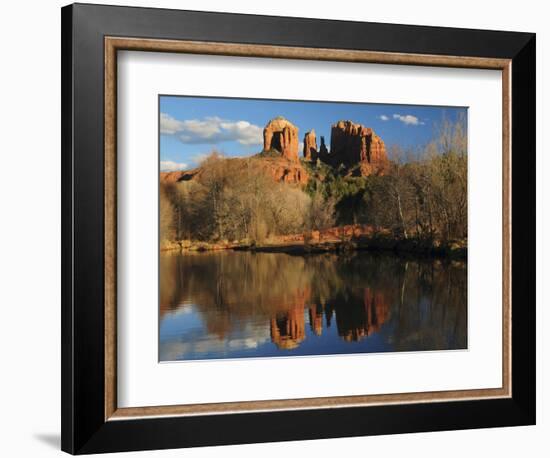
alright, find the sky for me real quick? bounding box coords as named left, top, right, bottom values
left=160, top=95, right=467, bottom=172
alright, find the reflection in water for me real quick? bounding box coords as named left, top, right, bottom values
left=160, top=251, right=467, bottom=361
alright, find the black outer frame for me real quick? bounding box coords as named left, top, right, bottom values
left=61, top=3, right=536, bottom=454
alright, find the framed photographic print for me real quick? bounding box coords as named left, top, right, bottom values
left=61, top=3, right=536, bottom=454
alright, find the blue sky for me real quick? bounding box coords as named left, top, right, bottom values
left=160, top=95, right=467, bottom=171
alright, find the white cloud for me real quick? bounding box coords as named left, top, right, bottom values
left=160, top=113, right=185, bottom=134
left=219, top=120, right=263, bottom=145
left=160, top=113, right=263, bottom=145
left=392, top=114, right=424, bottom=125
left=160, top=160, right=188, bottom=172
left=298, top=142, right=304, bottom=151
left=379, top=115, right=390, bottom=121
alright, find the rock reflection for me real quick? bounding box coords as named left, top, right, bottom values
left=271, top=307, right=306, bottom=350
left=159, top=251, right=467, bottom=361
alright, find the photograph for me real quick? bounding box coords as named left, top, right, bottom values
left=159, top=96, right=468, bottom=361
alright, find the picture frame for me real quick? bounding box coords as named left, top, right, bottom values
left=61, top=3, right=536, bottom=454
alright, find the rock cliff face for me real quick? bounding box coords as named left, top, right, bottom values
left=319, top=136, right=328, bottom=155
left=161, top=157, right=308, bottom=187
left=327, top=120, right=388, bottom=174
left=253, top=157, right=309, bottom=185
left=263, top=117, right=300, bottom=162
left=318, top=135, right=329, bottom=163
left=303, top=129, right=318, bottom=161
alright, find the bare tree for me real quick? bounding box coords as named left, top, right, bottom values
left=308, top=191, right=336, bottom=232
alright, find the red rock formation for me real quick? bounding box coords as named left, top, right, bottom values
left=263, top=117, right=300, bottom=162
left=161, top=157, right=308, bottom=187
left=253, top=157, right=309, bottom=185
left=318, top=135, right=330, bottom=163
left=303, top=129, right=318, bottom=161
left=327, top=120, right=388, bottom=175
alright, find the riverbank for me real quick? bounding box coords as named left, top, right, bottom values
left=238, top=237, right=466, bottom=259
left=161, top=224, right=467, bottom=259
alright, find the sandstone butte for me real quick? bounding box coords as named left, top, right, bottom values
left=159, top=117, right=388, bottom=186
left=303, top=129, right=318, bottom=161
left=262, top=116, right=300, bottom=162
left=327, top=120, right=388, bottom=174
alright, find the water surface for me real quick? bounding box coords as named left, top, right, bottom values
left=160, top=251, right=467, bottom=361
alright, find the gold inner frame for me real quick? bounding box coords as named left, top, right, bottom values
left=104, top=37, right=512, bottom=421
